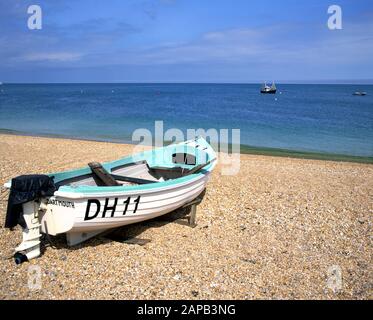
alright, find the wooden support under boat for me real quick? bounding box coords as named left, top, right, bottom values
left=182, top=189, right=206, bottom=227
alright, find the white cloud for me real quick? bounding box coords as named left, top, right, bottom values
left=22, top=52, right=83, bottom=62
left=118, top=22, right=373, bottom=68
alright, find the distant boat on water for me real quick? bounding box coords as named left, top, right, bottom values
left=261, top=82, right=277, bottom=94
left=353, top=91, right=367, bottom=96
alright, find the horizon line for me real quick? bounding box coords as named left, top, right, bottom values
left=2, top=80, right=373, bottom=85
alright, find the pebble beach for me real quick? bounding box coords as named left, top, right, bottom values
left=0, top=134, right=372, bottom=300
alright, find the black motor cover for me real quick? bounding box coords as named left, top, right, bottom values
left=5, top=174, right=56, bottom=229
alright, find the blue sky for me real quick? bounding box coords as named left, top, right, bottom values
left=1, top=0, right=373, bottom=83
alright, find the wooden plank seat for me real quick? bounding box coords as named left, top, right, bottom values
left=88, top=162, right=156, bottom=186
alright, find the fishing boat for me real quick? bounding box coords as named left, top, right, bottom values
left=260, top=82, right=277, bottom=94
left=4, top=137, right=217, bottom=263
left=353, top=91, right=367, bottom=96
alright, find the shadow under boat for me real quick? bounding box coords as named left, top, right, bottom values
left=41, top=190, right=206, bottom=254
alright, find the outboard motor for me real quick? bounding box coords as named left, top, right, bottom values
left=5, top=174, right=56, bottom=264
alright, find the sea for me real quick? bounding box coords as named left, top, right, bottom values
left=0, top=83, right=372, bottom=158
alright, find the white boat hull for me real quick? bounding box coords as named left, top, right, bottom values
left=39, top=172, right=210, bottom=243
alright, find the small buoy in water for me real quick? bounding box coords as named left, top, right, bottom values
left=112, top=90, right=114, bottom=93
left=275, top=98, right=278, bottom=101
left=280, top=92, right=282, bottom=94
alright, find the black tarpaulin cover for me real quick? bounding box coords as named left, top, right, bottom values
left=5, top=174, right=56, bottom=229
